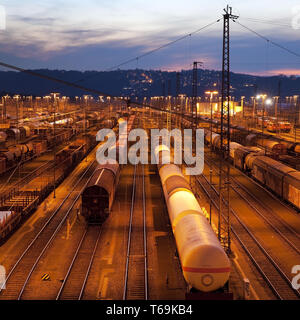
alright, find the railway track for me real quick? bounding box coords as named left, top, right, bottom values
left=123, top=164, right=148, bottom=300
left=56, top=225, right=102, bottom=300
left=0, top=125, right=101, bottom=197
left=204, top=155, right=300, bottom=255
left=0, top=158, right=98, bottom=300
left=195, top=171, right=300, bottom=300
left=0, top=158, right=54, bottom=197
left=230, top=177, right=300, bottom=252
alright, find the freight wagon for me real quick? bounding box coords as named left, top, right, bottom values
left=256, top=138, right=287, bottom=156
left=203, top=128, right=300, bottom=210
left=0, top=211, right=21, bottom=240
left=81, top=163, right=120, bottom=224
left=250, top=156, right=295, bottom=197
left=155, top=145, right=231, bottom=293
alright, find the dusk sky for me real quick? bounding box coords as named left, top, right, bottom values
left=0, top=0, right=300, bottom=75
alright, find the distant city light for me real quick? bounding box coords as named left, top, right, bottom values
left=265, top=98, right=272, bottom=105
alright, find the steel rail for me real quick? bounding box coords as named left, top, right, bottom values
left=142, top=164, right=148, bottom=300
left=55, top=226, right=102, bottom=300
left=123, top=164, right=137, bottom=300
left=17, top=166, right=96, bottom=299
left=196, top=173, right=300, bottom=300
left=204, top=155, right=300, bottom=255
left=0, top=157, right=96, bottom=292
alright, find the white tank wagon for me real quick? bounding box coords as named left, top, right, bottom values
left=159, top=164, right=183, bottom=185
left=154, top=144, right=170, bottom=158
left=157, top=145, right=231, bottom=292
left=166, top=190, right=201, bottom=229
left=154, top=145, right=175, bottom=170
left=164, top=175, right=192, bottom=198
left=174, top=214, right=231, bottom=292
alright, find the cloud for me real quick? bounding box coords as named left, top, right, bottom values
left=0, top=0, right=300, bottom=75
left=249, top=68, right=300, bottom=76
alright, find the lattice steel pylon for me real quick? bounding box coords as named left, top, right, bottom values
left=166, top=97, right=171, bottom=130
left=191, top=61, right=203, bottom=130
left=218, top=5, right=238, bottom=253
left=176, top=72, right=180, bottom=97
left=176, top=72, right=181, bottom=129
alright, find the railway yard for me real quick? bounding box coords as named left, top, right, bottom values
left=0, top=105, right=299, bottom=301
left=0, top=2, right=300, bottom=315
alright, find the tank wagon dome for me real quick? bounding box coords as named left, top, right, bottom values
left=174, top=214, right=230, bottom=292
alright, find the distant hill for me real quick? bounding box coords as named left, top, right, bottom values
left=0, top=68, right=299, bottom=99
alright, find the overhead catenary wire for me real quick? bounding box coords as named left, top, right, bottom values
left=0, top=60, right=115, bottom=97
left=240, top=17, right=293, bottom=29
left=48, top=19, right=221, bottom=92
left=3, top=16, right=299, bottom=111
left=0, top=60, right=186, bottom=117
left=106, top=19, right=221, bottom=71
left=234, top=20, right=300, bottom=59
